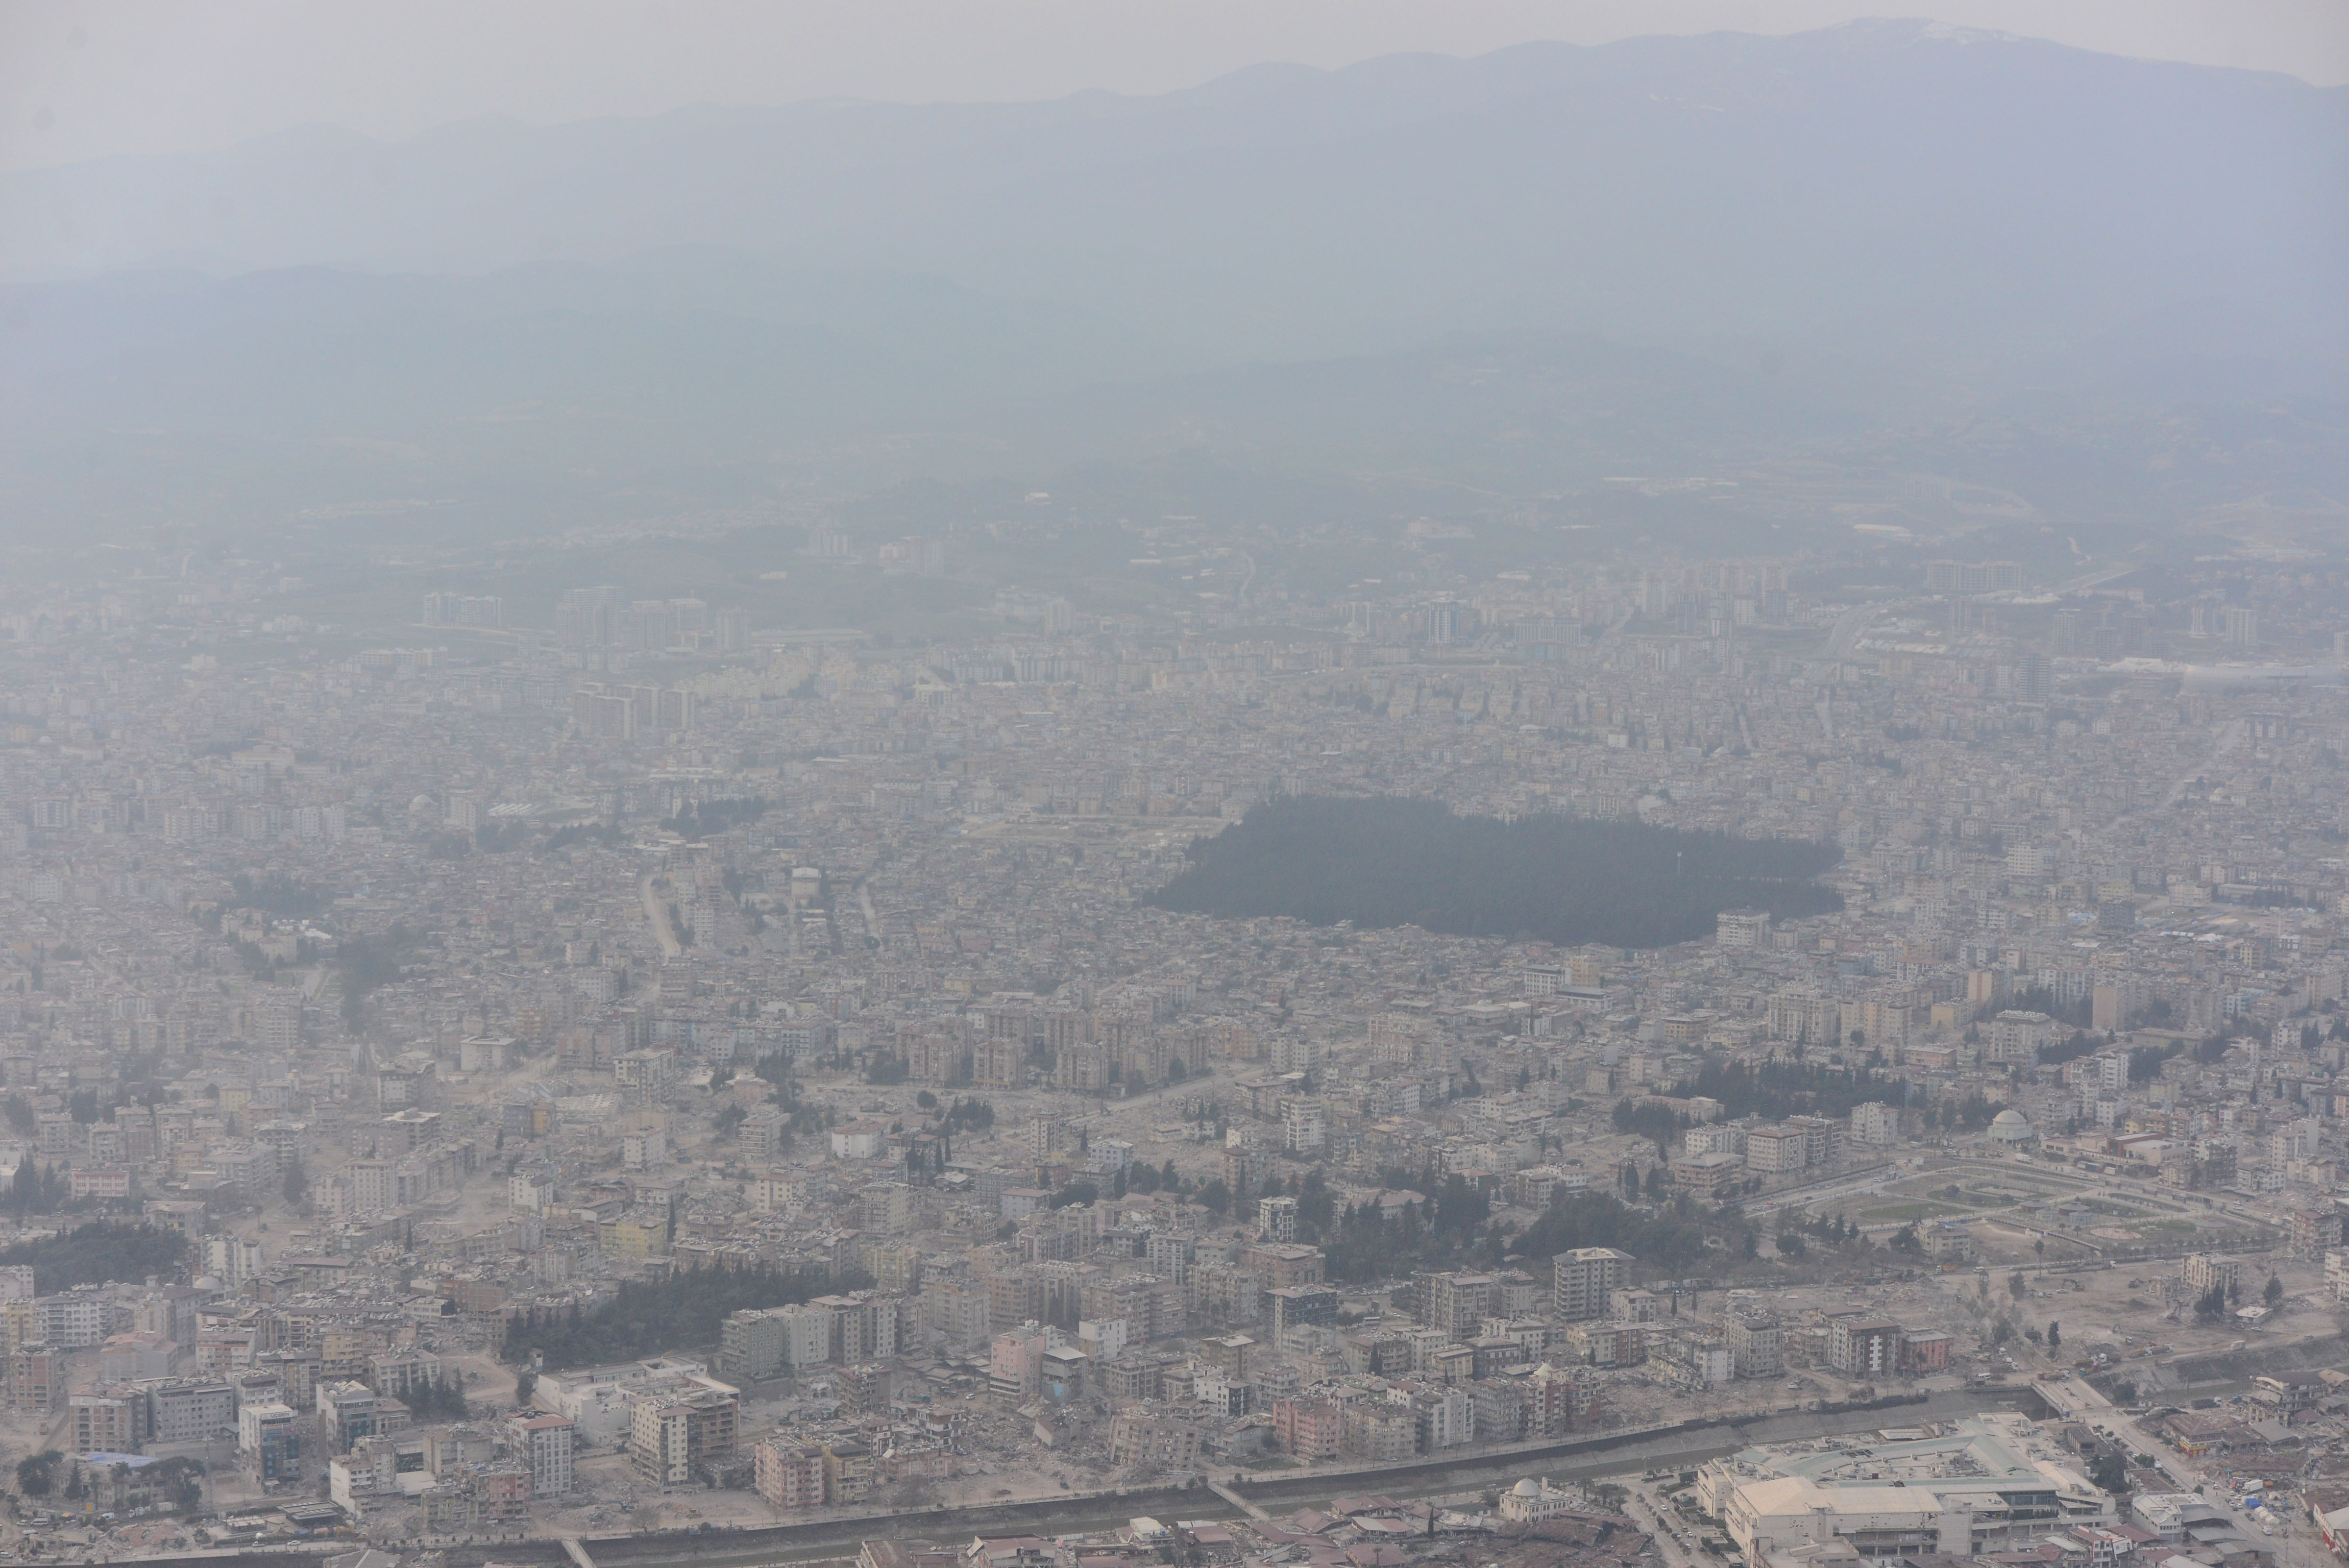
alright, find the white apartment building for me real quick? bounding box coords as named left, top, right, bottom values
left=1850, top=1102, right=1900, bottom=1146
left=513, top=1414, right=576, bottom=1494
left=1551, top=1247, right=1633, bottom=1320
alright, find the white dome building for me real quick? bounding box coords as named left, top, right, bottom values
left=1988, top=1108, right=2036, bottom=1145
left=1500, top=1476, right=1578, bottom=1522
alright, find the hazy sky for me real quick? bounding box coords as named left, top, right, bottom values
left=1, top=0, right=2343, bottom=174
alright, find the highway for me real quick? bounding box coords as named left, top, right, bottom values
left=341, top=1391, right=2030, bottom=1568
left=1737, top=1160, right=1906, bottom=1219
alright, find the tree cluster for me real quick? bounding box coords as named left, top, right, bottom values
left=1931, top=1094, right=2003, bottom=1132
left=1321, top=1173, right=1493, bottom=1282
left=745, top=1059, right=828, bottom=1149
left=661, top=797, right=772, bottom=840
left=2007, top=983, right=2093, bottom=1030
left=498, top=1262, right=865, bottom=1369
left=0, top=1221, right=187, bottom=1292
left=2, top=1161, right=78, bottom=1219
left=1146, top=795, right=1842, bottom=949
left=1613, top=1099, right=1686, bottom=1156
left=230, top=874, right=327, bottom=917
left=937, top=1097, right=994, bottom=1133
left=335, top=924, right=420, bottom=1026
left=1685, top=1059, right=1894, bottom=1123
left=14, top=1451, right=62, bottom=1498
left=405, top=1371, right=470, bottom=1419
left=1509, top=1187, right=1713, bottom=1274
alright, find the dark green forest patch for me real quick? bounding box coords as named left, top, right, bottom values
left=1146, top=795, right=1840, bottom=948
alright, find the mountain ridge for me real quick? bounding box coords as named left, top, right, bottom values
left=4, top=17, right=2339, bottom=376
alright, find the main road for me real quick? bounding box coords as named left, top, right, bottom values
left=325, top=1390, right=2028, bottom=1568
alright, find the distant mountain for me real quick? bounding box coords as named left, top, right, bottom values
left=0, top=255, right=1173, bottom=441
left=0, top=256, right=1847, bottom=520
left=6, top=21, right=2344, bottom=374
left=3, top=22, right=2343, bottom=542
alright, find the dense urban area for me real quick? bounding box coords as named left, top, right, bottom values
left=0, top=514, right=2346, bottom=1568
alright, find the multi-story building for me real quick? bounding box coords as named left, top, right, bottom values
left=1566, top=1321, right=1648, bottom=1368
left=1850, top=1103, right=1900, bottom=1147
left=1340, top=1401, right=1418, bottom=1463
left=1266, top=1284, right=1338, bottom=1342
left=717, top=1308, right=789, bottom=1383
left=1272, top=1396, right=1342, bottom=1462
left=1709, top=1413, right=2112, bottom=1562
left=1900, top=1332, right=1955, bottom=1374
left=1238, top=1243, right=1324, bottom=1290
left=348, top=1159, right=394, bottom=1217
left=1551, top=1247, right=1633, bottom=1320
left=8, top=1342, right=63, bottom=1414
left=989, top=1325, right=1047, bottom=1402
left=614, top=1048, right=678, bottom=1108
left=1766, top=990, right=1841, bottom=1045
left=317, top=1381, right=382, bottom=1450
left=147, top=1379, right=238, bottom=1443
left=1672, top=1149, right=1744, bottom=1196
left=1527, top=1362, right=1604, bottom=1433
left=511, top=1413, right=575, bottom=1495
left=369, top=1349, right=440, bottom=1405
left=71, top=1386, right=146, bottom=1452
left=1987, top=1010, right=2062, bottom=1063
left=37, top=1288, right=111, bottom=1348
left=753, top=1438, right=826, bottom=1509
left=239, top=1402, right=301, bottom=1485
left=2286, top=1207, right=2342, bottom=1254
left=1279, top=1098, right=1326, bottom=1155
left=1726, top=1309, right=1785, bottom=1378
left=1827, top=1319, right=1903, bottom=1377
left=820, top=1439, right=872, bottom=1504
left=629, top=1389, right=738, bottom=1485
left=1744, top=1125, right=1811, bottom=1174
left=1106, top=1408, right=1202, bottom=1472
left=2182, top=1253, right=2242, bottom=1301
left=1420, top=1271, right=1493, bottom=1338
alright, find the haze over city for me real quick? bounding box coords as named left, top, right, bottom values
left=0, top=8, right=2343, bottom=1568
